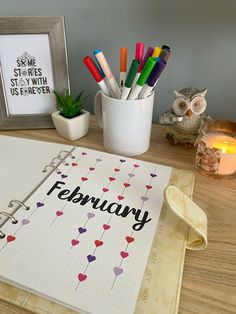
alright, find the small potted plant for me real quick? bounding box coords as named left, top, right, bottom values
left=51, top=89, right=90, bottom=141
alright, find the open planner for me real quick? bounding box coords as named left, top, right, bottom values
left=0, top=135, right=173, bottom=314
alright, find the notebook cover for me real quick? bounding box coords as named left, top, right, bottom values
left=0, top=168, right=194, bottom=314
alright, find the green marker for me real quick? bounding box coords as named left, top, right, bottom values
left=128, top=57, right=156, bottom=100
left=121, top=59, right=140, bottom=100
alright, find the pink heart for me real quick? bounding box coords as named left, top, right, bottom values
left=117, top=195, right=124, bottom=201
left=89, top=167, right=95, bottom=171
left=56, top=211, right=63, bottom=216
left=103, top=224, right=111, bottom=230
left=134, top=164, right=139, bottom=168
left=82, top=152, right=87, bottom=155
left=146, top=185, right=152, bottom=190
left=109, top=177, right=115, bottom=181
left=78, top=273, right=87, bottom=282
left=81, top=177, right=88, bottom=181
left=120, top=251, right=129, bottom=258
left=103, top=188, right=109, bottom=193
left=124, top=183, right=130, bottom=188
left=7, top=235, right=16, bottom=243
left=72, top=162, right=78, bottom=167
left=71, top=239, right=79, bottom=246
left=114, top=168, right=120, bottom=172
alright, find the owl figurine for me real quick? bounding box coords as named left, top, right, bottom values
left=159, top=87, right=208, bottom=148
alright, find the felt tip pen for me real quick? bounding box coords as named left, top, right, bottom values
left=94, top=49, right=121, bottom=99
left=120, top=59, right=140, bottom=100
left=159, top=49, right=171, bottom=62
left=83, top=56, right=110, bottom=97
left=128, top=57, right=156, bottom=100
left=162, top=45, right=170, bottom=51
left=139, top=60, right=167, bottom=99
left=152, top=46, right=162, bottom=58
left=142, top=47, right=154, bottom=69
left=120, top=47, right=127, bottom=88
left=135, top=42, right=144, bottom=72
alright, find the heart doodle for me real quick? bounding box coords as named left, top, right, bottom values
left=120, top=251, right=129, bottom=258
left=102, top=188, right=109, bottom=193
left=150, top=173, right=157, bottom=177
left=81, top=177, right=88, bottom=181
left=7, top=235, right=16, bottom=243
left=56, top=211, right=63, bottom=217
left=78, top=273, right=87, bottom=282
left=89, top=167, right=95, bottom=171
left=87, top=213, right=95, bottom=219
left=128, top=173, right=135, bottom=178
left=117, top=195, right=124, bottom=201
left=114, top=168, right=120, bottom=172
left=36, top=202, right=44, bottom=208
left=96, top=158, right=102, bottom=162
left=72, top=162, right=78, bottom=167
left=141, top=196, right=149, bottom=202
left=87, top=254, right=96, bottom=263
left=103, top=224, right=111, bottom=230
left=113, top=267, right=123, bottom=276
left=120, top=159, right=126, bottom=163
left=94, top=240, right=103, bottom=247
left=21, top=219, right=30, bottom=225
left=126, top=236, right=135, bottom=244
left=61, top=174, right=68, bottom=179
left=124, top=183, right=130, bottom=188
left=146, top=185, right=152, bottom=190
left=109, top=177, right=115, bottom=181
left=78, top=227, right=87, bottom=234
left=134, top=164, right=139, bottom=168
left=82, top=152, right=87, bottom=155
left=71, top=239, right=79, bottom=246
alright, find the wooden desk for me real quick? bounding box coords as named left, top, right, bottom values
left=0, top=117, right=235, bottom=314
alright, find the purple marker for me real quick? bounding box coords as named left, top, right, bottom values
left=139, top=60, right=167, bottom=99
left=141, top=47, right=154, bottom=70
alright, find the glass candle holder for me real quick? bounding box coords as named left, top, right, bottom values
left=195, top=119, right=236, bottom=179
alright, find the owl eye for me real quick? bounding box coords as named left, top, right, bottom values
left=178, top=102, right=186, bottom=109
left=193, top=101, right=200, bottom=108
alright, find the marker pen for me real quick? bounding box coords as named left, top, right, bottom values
left=162, top=45, right=170, bottom=51
left=159, top=49, right=171, bottom=62
left=128, top=57, right=156, bottom=100
left=133, top=42, right=144, bottom=85
left=94, top=49, right=121, bottom=99
left=139, top=60, right=167, bottom=99
left=152, top=46, right=162, bottom=58
left=120, top=59, right=140, bottom=100
left=142, top=47, right=154, bottom=69
left=83, top=56, right=110, bottom=96
left=120, top=47, right=127, bottom=88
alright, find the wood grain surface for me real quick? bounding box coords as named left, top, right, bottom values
left=0, top=116, right=235, bottom=314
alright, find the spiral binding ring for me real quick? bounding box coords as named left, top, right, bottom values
left=42, top=164, right=61, bottom=174
left=0, top=230, right=5, bottom=239
left=8, top=200, right=30, bottom=211
left=50, top=157, right=69, bottom=166
left=0, top=212, right=18, bottom=224
left=57, top=150, right=75, bottom=159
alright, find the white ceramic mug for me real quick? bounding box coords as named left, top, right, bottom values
left=94, top=91, right=154, bottom=156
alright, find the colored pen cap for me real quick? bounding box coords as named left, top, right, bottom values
left=135, top=42, right=144, bottom=72
left=120, top=47, right=127, bottom=72
left=93, top=51, right=105, bottom=77
left=162, top=45, right=171, bottom=51
left=159, top=49, right=171, bottom=62
left=147, top=60, right=167, bottom=87
left=137, top=57, right=156, bottom=86
left=94, top=49, right=113, bottom=79
left=83, top=56, right=102, bottom=82
left=142, top=47, right=154, bottom=69
left=125, top=59, right=140, bottom=88
left=152, top=47, right=162, bottom=58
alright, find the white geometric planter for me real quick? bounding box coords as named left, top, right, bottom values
left=51, top=109, right=90, bottom=141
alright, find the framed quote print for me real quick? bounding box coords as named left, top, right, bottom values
left=0, top=16, right=70, bottom=130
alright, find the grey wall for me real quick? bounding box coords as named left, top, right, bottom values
left=1, top=0, right=236, bottom=121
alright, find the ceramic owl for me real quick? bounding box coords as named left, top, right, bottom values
left=159, top=87, right=208, bottom=148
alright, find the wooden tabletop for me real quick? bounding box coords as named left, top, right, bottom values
left=0, top=117, right=236, bottom=314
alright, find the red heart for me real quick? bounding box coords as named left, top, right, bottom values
left=72, top=162, right=78, bottom=167
left=126, top=236, right=135, bottom=244
left=103, top=188, right=109, bottom=193
left=78, top=273, right=87, bottom=282
left=103, top=224, right=111, bottom=230
left=109, top=177, right=115, bottom=181
left=71, top=239, right=79, bottom=246
left=124, top=183, right=130, bottom=188
left=81, top=177, right=88, bottom=181
left=95, top=240, right=103, bottom=247
left=114, top=168, right=120, bottom=172
left=117, top=195, right=124, bottom=200
left=56, top=211, right=63, bottom=216
left=146, top=185, right=152, bottom=190
left=89, top=167, right=95, bottom=171
left=7, top=235, right=16, bottom=243
left=120, top=251, right=129, bottom=258
left=134, top=164, right=139, bottom=168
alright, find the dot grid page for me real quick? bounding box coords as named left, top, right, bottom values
left=0, top=147, right=172, bottom=314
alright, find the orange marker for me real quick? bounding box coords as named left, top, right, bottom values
left=120, top=47, right=127, bottom=87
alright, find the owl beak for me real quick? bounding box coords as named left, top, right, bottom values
left=186, top=109, right=193, bottom=117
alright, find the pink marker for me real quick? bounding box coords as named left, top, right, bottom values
left=133, top=42, right=144, bottom=85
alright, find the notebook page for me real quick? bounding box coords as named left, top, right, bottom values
left=0, top=146, right=172, bottom=314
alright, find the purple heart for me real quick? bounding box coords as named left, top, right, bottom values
left=87, top=254, right=96, bottom=263
left=22, top=219, right=30, bottom=225
left=113, top=267, right=123, bottom=276
left=61, top=174, right=68, bottom=179
left=120, top=159, right=126, bottom=163
left=87, top=213, right=95, bottom=219
left=78, top=227, right=87, bottom=234
left=96, top=158, right=102, bottom=162
left=36, top=202, right=44, bottom=208
left=150, top=173, right=157, bottom=177
left=128, top=173, right=135, bottom=177
left=141, top=196, right=149, bottom=202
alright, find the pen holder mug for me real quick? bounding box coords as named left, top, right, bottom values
left=94, top=91, right=154, bottom=156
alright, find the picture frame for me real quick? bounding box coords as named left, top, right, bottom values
left=0, top=16, right=70, bottom=130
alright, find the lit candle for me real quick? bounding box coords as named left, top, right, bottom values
left=201, top=133, right=236, bottom=175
